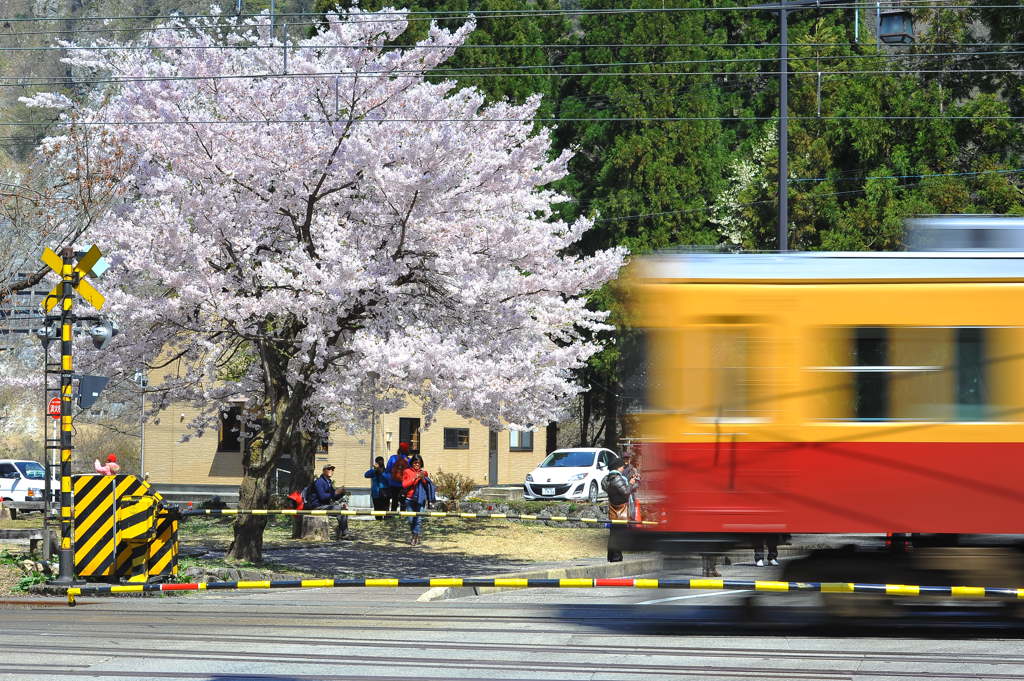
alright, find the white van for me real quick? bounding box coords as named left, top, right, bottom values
left=0, top=459, right=57, bottom=513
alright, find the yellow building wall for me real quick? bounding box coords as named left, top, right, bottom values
left=142, top=405, right=244, bottom=486
left=145, top=395, right=548, bottom=489
left=328, top=398, right=545, bottom=489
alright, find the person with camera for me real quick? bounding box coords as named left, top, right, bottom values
left=600, top=455, right=638, bottom=562
left=364, top=456, right=389, bottom=520
left=306, top=464, right=354, bottom=541
left=401, top=454, right=435, bottom=545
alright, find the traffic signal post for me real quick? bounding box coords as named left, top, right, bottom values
left=39, top=245, right=106, bottom=584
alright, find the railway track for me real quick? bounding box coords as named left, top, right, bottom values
left=2, top=596, right=1024, bottom=680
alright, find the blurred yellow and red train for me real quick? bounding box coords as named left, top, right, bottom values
left=623, top=252, right=1024, bottom=551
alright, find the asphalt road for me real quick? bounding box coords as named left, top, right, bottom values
left=3, top=563, right=1024, bottom=681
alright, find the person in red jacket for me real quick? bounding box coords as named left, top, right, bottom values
left=401, top=455, right=429, bottom=545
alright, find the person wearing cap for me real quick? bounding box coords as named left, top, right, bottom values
left=307, top=464, right=353, bottom=540
left=621, top=451, right=642, bottom=522
left=385, top=442, right=412, bottom=514
left=94, top=453, right=121, bottom=476
left=600, top=455, right=637, bottom=562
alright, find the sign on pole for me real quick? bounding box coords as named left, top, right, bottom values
left=47, top=397, right=62, bottom=419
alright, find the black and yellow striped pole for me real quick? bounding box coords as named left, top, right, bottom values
left=55, top=247, right=77, bottom=583
left=39, top=245, right=107, bottom=584
left=65, top=576, right=1024, bottom=607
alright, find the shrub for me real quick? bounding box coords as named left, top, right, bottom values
left=432, top=470, right=477, bottom=511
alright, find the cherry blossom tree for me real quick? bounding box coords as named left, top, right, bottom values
left=23, top=7, right=625, bottom=561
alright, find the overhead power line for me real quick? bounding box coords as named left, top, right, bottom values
left=0, top=2, right=994, bottom=25
left=5, top=66, right=1023, bottom=89
left=2, top=42, right=1021, bottom=72
left=4, top=115, right=1024, bottom=128
left=0, top=1, right=1012, bottom=38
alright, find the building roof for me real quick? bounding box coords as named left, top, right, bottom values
left=635, top=252, right=1024, bottom=282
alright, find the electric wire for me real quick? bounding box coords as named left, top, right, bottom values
left=5, top=113, right=1024, bottom=127
left=6, top=65, right=1024, bottom=89
left=0, top=2, right=993, bottom=25
left=0, top=1, right=1009, bottom=38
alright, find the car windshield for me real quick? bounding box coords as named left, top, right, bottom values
left=15, top=462, right=46, bottom=480
left=539, top=451, right=595, bottom=468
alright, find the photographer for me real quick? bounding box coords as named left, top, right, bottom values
left=306, top=464, right=354, bottom=541
left=601, top=456, right=638, bottom=562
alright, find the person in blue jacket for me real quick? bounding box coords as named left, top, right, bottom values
left=363, top=456, right=389, bottom=520
left=385, top=442, right=411, bottom=514
left=306, top=464, right=353, bottom=540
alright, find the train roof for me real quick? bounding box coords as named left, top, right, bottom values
left=635, top=252, right=1024, bottom=282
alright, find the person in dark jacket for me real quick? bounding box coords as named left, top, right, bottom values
left=307, top=464, right=353, bottom=540
left=600, top=456, right=637, bottom=562
left=753, top=534, right=781, bottom=567
left=364, top=456, right=389, bottom=520
left=385, top=442, right=411, bottom=514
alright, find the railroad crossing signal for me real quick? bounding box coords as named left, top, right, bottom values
left=39, top=245, right=105, bottom=312
left=38, top=245, right=109, bottom=585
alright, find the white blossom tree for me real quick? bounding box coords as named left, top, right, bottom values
left=23, top=7, right=625, bottom=560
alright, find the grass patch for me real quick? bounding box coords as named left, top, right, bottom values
left=178, top=512, right=608, bottom=565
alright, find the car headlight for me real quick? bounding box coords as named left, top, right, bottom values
left=568, top=473, right=587, bottom=482
left=25, top=489, right=39, bottom=498
left=525, top=474, right=533, bottom=482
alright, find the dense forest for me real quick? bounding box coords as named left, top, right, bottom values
left=2, top=0, right=1023, bottom=446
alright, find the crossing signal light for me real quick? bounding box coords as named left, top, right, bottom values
left=88, top=320, right=119, bottom=350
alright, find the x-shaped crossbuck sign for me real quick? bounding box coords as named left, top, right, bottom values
left=39, top=245, right=106, bottom=312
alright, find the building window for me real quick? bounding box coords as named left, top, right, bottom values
left=509, top=429, right=533, bottom=451
left=399, top=417, right=421, bottom=453
left=443, top=428, right=470, bottom=449
left=218, top=405, right=243, bottom=452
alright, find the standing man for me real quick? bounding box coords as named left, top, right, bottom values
left=621, top=451, right=642, bottom=522
left=600, top=456, right=637, bottom=563
left=306, top=464, right=353, bottom=541
left=385, top=442, right=411, bottom=514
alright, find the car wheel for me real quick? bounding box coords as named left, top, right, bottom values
left=588, top=481, right=598, bottom=504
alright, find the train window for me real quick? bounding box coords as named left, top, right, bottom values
left=684, top=324, right=769, bottom=422
left=619, top=328, right=651, bottom=413
left=812, top=327, right=997, bottom=421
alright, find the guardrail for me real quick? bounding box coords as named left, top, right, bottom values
left=65, top=576, right=1024, bottom=606
left=181, top=508, right=659, bottom=526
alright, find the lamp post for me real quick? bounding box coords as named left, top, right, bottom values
left=133, top=370, right=148, bottom=478
left=754, top=0, right=913, bottom=251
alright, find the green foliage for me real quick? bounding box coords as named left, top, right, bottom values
left=13, top=570, right=49, bottom=593
left=432, top=469, right=478, bottom=510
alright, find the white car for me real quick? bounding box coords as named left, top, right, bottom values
left=0, top=459, right=58, bottom=514
left=523, top=448, right=617, bottom=503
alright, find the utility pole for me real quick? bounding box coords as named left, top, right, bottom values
left=778, top=1, right=789, bottom=251
left=752, top=0, right=912, bottom=251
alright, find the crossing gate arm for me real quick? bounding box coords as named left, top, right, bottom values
left=65, top=577, right=1024, bottom=606
left=181, top=508, right=659, bottom=526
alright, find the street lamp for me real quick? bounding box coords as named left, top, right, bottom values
left=133, top=370, right=148, bottom=479
left=878, top=7, right=915, bottom=46
left=757, top=0, right=913, bottom=251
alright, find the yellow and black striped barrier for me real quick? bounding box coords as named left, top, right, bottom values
left=181, top=507, right=658, bottom=526
left=65, top=576, right=1024, bottom=606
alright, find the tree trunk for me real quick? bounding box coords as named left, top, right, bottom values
left=229, top=455, right=272, bottom=563
left=227, top=368, right=310, bottom=562
left=603, top=379, right=619, bottom=452
left=290, top=430, right=320, bottom=539
left=545, top=421, right=558, bottom=456
left=580, top=390, right=592, bottom=447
